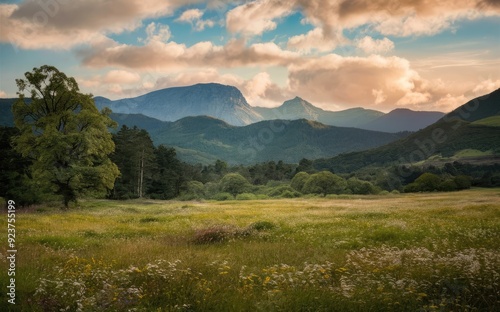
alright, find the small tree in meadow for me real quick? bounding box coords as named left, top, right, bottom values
left=219, top=173, right=250, bottom=197
left=302, top=171, right=346, bottom=196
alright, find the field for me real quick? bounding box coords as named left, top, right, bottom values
left=1, top=189, right=499, bottom=311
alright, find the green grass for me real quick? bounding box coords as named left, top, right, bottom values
left=1, top=189, right=499, bottom=311
left=471, top=115, right=500, bottom=127
left=453, top=148, right=494, bottom=158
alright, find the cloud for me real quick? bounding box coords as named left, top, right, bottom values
left=287, top=27, right=342, bottom=53
left=356, top=36, right=394, bottom=54
left=0, top=0, right=194, bottom=49
left=286, top=53, right=466, bottom=111
left=176, top=8, right=215, bottom=31
left=0, top=90, right=8, bottom=98
left=103, top=70, right=141, bottom=84
left=80, top=38, right=299, bottom=69
left=143, top=22, right=171, bottom=43
left=226, top=0, right=294, bottom=36
left=472, top=79, right=500, bottom=94
left=177, top=8, right=204, bottom=22
left=296, top=0, right=500, bottom=37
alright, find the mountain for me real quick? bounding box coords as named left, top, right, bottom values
left=313, top=89, right=500, bottom=173
left=360, top=108, right=445, bottom=132
left=151, top=116, right=408, bottom=165
left=110, top=113, right=167, bottom=133
left=94, top=83, right=262, bottom=126
left=255, top=97, right=384, bottom=128
left=0, top=98, right=15, bottom=127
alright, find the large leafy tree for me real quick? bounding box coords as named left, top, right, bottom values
left=12, top=65, right=119, bottom=207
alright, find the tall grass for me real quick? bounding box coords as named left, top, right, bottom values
left=1, top=188, right=499, bottom=311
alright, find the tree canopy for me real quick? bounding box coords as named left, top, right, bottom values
left=12, top=65, right=119, bottom=207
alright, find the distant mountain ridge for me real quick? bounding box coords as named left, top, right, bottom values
left=94, top=83, right=262, bottom=126
left=360, top=108, right=445, bottom=132
left=93, top=83, right=444, bottom=132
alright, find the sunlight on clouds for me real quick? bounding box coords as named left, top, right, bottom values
left=473, top=79, right=500, bottom=94
left=226, top=0, right=294, bottom=36
left=356, top=36, right=394, bottom=54
left=103, top=70, right=141, bottom=84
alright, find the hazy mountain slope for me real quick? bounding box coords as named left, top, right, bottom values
left=152, top=116, right=407, bottom=165
left=255, top=97, right=384, bottom=128
left=313, top=89, right=500, bottom=173
left=110, top=113, right=167, bottom=133
left=361, top=108, right=445, bottom=132
left=94, top=83, right=262, bottom=126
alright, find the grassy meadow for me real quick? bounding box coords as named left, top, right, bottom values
left=1, top=188, right=499, bottom=311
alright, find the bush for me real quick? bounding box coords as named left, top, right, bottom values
left=291, top=172, right=310, bottom=192
left=236, top=193, right=257, bottom=200
left=212, top=192, right=233, bottom=201
left=439, top=179, right=458, bottom=192
left=454, top=175, right=472, bottom=190
left=219, top=173, right=251, bottom=196
left=302, top=171, right=347, bottom=196
left=267, top=185, right=300, bottom=198
left=192, top=225, right=236, bottom=244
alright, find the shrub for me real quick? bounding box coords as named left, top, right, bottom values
left=303, top=171, right=347, bottom=196
left=291, top=172, right=310, bottom=192
left=236, top=193, right=257, bottom=200
left=439, top=179, right=458, bottom=192
left=212, top=192, right=233, bottom=201
left=219, top=173, right=251, bottom=196
left=192, top=226, right=233, bottom=244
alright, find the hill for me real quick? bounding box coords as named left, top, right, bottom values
left=360, top=108, right=444, bottom=132
left=313, top=89, right=500, bottom=173
left=94, top=83, right=262, bottom=126
left=151, top=116, right=407, bottom=165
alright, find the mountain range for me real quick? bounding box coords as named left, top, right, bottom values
left=94, top=83, right=444, bottom=132
left=2, top=85, right=497, bottom=167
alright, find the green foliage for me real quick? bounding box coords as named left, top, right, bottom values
left=219, top=173, right=250, bottom=196
left=347, top=177, right=380, bottom=194
left=212, top=192, right=234, bottom=201
left=414, top=173, right=441, bottom=192
left=291, top=171, right=309, bottom=192
left=236, top=193, right=257, bottom=200
left=12, top=65, right=119, bottom=207
left=302, top=171, right=347, bottom=196
left=267, top=185, right=301, bottom=198
left=110, top=125, right=156, bottom=199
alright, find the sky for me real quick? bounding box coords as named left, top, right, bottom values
left=0, top=0, right=499, bottom=113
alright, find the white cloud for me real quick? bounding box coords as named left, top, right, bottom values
left=80, top=38, right=300, bottom=69
left=103, top=70, right=141, bottom=84
left=472, top=79, right=500, bottom=94
left=287, top=27, right=342, bottom=53
left=356, top=36, right=394, bottom=54
left=226, top=0, right=294, bottom=36
left=0, top=0, right=193, bottom=49
left=176, top=8, right=215, bottom=31
left=0, top=90, right=8, bottom=98
left=177, top=8, right=204, bottom=22
left=143, top=22, right=171, bottom=43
